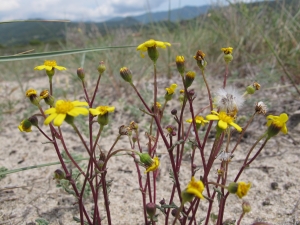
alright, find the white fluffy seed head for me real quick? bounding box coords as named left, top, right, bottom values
left=215, top=87, right=244, bottom=114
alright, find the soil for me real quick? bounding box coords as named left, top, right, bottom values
left=1, top=72, right=300, bottom=225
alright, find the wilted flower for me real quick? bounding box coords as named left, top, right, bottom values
left=255, top=101, right=267, bottom=115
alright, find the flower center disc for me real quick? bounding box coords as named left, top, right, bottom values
left=44, top=60, right=57, bottom=67
left=219, top=112, right=233, bottom=123
left=56, top=101, right=74, bottom=114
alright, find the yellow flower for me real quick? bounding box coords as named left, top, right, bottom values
left=145, top=156, right=160, bottom=173
left=186, top=116, right=209, bottom=127
left=236, top=182, right=251, bottom=198
left=34, top=60, right=66, bottom=71
left=206, top=111, right=242, bottom=132
left=266, top=113, right=288, bottom=137
left=26, top=89, right=37, bottom=97
left=155, top=102, right=161, bottom=109
left=221, top=47, right=233, bottom=54
left=185, top=176, right=205, bottom=199
left=165, top=84, right=177, bottom=95
left=18, top=119, right=32, bottom=132
left=25, top=89, right=40, bottom=106
left=89, top=105, right=115, bottom=116
left=176, top=56, right=185, bottom=74
left=137, top=39, right=171, bottom=58
left=44, top=100, right=89, bottom=126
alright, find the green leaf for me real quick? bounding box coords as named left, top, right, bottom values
left=0, top=167, right=8, bottom=180
left=35, top=218, right=49, bottom=225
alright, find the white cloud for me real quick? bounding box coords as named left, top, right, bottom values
left=0, top=0, right=20, bottom=11
left=0, top=0, right=210, bottom=22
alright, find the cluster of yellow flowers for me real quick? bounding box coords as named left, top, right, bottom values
left=19, top=39, right=290, bottom=217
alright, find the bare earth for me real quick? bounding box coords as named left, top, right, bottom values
left=1, top=73, right=300, bottom=225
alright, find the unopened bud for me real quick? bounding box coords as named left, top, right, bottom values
left=53, top=169, right=65, bottom=180
left=171, top=109, right=177, bottom=115
left=242, top=201, right=251, bottom=213
left=185, top=71, right=195, bottom=88
left=120, top=67, right=133, bottom=83
left=28, top=115, right=38, bottom=127
left=97, top=61, right=106, bottom=74
left=40, top=89, right=55, bottom=106
left=77, top=67, right=85, bottom=80
left=26, top=89, right=40, bottom=106
left=176, top=55, right=185, bottom=75
left=146, top=202, right=156, bottom=219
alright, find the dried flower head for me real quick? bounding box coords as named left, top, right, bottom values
left=255, top=101, right=267, bottom=115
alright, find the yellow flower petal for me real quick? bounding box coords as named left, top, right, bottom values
left=89, top=108, right=100, bottom=116
left=54, top=66, right=67, bottom=71
left=53, top=113, right=66, bottom=126
left=236, top=182, right=251, bottom=198
left=206, top=114, right=219, bottom=120
left=34, top=65, right=46, bottom=70
left=72, top=101, right=89, bottom=107
left=145, top=156, right=160, bottom=173
left=186, top=177, right=205, bottom=199
left=229, top=121, right=242, bottom=132
left=44, top=108, right=56, bottom=115
left=44, top=113, right=57, bottom=125
left=218, top=120, right=228, bottom=130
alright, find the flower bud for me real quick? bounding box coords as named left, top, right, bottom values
left=171, top=109, right=177, bottom=115
left=40, top=89, right=55, bottom=106
left=26, top=89, right=40, bottom=106
left=221, top=47, right=233, bottom=63
left=119, top=67, right=133, bottom=83
left=181, top=190, right=195, bottom=204
left=129, top=121, right=138, bottom=130
left=185, top=71, right=195, bottom=88
left=77, top=67, right=85, bottom=80
left=28, top=115, right=38, bottom=127
left=138, top=153, right=153, bottom=167
left=53, top=169, right=65, bottom=180
left=246, top=85, right=256, bottom=94
left=99, top=151, right=106, bottom=161
left=176, top=55, right=185, bottom=75
left=171, top=208, right=179, bottom=217
left=242, top=201, right=251, bottom=213
left=159, top=198, right=166, bottom=205
left=227, top=182, right=238, bottom=194
left=97, top=61, right=106, bottom=74
left=146, top=202, right=156, bottom=219
left=194, top=50, right=207, bottom=71
left=188, top=89, right=195, bottom=97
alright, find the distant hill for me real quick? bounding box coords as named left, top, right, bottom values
left=0, top=5, right=210, bottom=47
left=110, top=5, right=210, bottom=24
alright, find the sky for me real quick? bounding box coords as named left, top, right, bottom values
left=0, top=0, right=216, bottom=22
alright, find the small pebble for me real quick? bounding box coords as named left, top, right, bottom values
left=262, top=198, right=271, bottom=206
left=270, top=182, right=278, bottom=190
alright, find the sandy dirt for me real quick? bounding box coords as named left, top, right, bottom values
left=1, top=73, right=300, bottom=225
